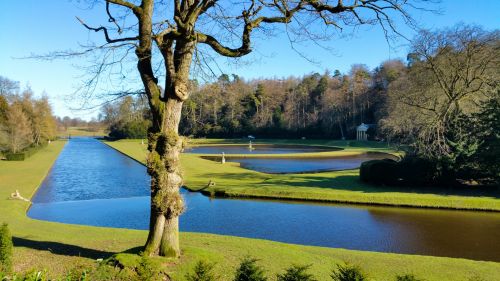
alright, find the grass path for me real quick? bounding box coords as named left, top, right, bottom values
left=106, top=139, right=500, bottom=211
left=1, top=140, right=499, bottom=280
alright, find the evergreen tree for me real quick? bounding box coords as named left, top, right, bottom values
left=234, top=257, right=267, bottom=281
left=0, top=223, right=13, bottom=274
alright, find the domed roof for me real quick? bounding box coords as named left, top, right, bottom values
left=357, top=123, right=370, bottom=131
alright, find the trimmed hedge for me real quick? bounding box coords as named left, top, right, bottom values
left=360, top=156, right=436, bottom=186
left=5, top=143, right=48, bottom=161
left=5, top=153, right=26, bottom=161
left=360, top=159, right=400, bottom=185
left=398, top=157, right=436, bottom=186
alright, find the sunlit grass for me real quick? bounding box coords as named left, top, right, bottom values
left=106, top=139, right=500, bottom=211
left=1, top=139, right=499, bottom=280
left=57, top=127, right=107, bottom=137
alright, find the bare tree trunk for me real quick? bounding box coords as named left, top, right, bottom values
left=161, top=216, right=179, bottom=256
left=141, top=35, right=194, bottom=257
left=144, top=98, right=184, bottom=257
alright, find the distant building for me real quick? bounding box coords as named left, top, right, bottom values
left=356, top=123, right=375, bottom=141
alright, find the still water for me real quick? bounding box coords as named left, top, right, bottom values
left=185, top=144, right=338, bottom=154
left=28, top=138, right=500, bottom=261
left=220, top=153, right=397, bottom=173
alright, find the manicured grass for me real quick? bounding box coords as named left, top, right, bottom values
left=58, top=127, right=107, bottom=137
left=106, top=139, right=500, bottom=211
left=1, top=139, right=499, bottom=280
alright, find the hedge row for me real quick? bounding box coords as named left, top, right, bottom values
left=360, top=157, right=436, bottom=186
left=5, top=143, right=48, bottom=161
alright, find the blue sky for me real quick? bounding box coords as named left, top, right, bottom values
left=0, top=0, right=499, bottom=119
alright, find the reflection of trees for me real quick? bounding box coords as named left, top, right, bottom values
left=366, top=207, right=500, bottom=260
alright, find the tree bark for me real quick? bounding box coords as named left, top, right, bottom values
left=142, top=38, right=194, bottom=257
left=144, top=97, right=184, bottom=257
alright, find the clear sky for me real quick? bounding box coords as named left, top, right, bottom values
left=0, top=0, right=499, bottom=120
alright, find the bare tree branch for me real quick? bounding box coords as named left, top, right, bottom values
left=76, top=16, right=139, bottom=43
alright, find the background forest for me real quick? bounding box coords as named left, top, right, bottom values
left=103, top=61, right=400, bottom=140
left=102, top=25, right=499, bottom=186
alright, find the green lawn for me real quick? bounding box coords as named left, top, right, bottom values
left=105, top=139, right=500, bottom=211
left=57, top=126, right=107, bottom=138
left=1, top=140, right=500, bottom=280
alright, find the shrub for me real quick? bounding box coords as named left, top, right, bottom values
left=21, top=269, right=49, bottom=281
left=109, top=119, right=150, bottom=139
left=102, top=253, right=168, bottom=281
left=398, top=156, right=436, bottom=186
left=330, top=263, right=366, bottom=281
left=185, top=260, right=217, bottom=281
left=136, top=257, right=165, bottom=281
left=5, top=143, right=47, bottom=161
left=86, top=263, right=136, bottom=281
left=234, top=256, right=267, bottom=281
left=64, top=265, right=89, bottom=281
left=0, top=223, right=13, bottom=274
left=360, top=155, right=440, bottom=186
left=276, top=265, right=316, bottom=281
left=396, top=274, right=424, bottom=281
left=5, top=152, right=26, bottom=161
left=360, top=159, right=400, bottom=185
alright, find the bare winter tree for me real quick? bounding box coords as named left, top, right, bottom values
left=4, top=104, right=32, bottom=153
left=382, top=25, right=499, bottom=157
left=69, top=0, right=424, bottom=257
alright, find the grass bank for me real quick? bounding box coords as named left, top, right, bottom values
left=57, top=126, right=107, bottom=138
left=1, top=139, right=499, bottom=280
left=105, top=139, right=500, bottom=211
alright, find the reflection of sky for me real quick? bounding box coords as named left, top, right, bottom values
left=228, top=153, right=395, bottom=173
left=32, top=137, right=149, bottom=203
left=185, top=145, right=336, bottom=155
left=28, top=138, right=500, bottom=261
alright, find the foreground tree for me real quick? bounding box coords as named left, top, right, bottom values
left=74, top=0, right=420, bottom=257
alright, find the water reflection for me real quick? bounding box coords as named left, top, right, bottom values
left=32, top=137, right=149, bottom=203
left=222, top=153, right=397, bottom=173
left=28, top=138, right=500, bottom=262
left=185, top=144, right=338, bottom=154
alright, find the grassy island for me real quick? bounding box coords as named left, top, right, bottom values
left=105, top=139, right=500, bottom=211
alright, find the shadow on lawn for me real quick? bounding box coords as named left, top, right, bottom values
left=265, top=175, right=500, bottom=198
left=201, top=172, right=500, bottom=199
left=13, top=237, right=115, bottom=259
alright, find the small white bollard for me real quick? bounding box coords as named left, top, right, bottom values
left=221, top=152, right=226, bottom=164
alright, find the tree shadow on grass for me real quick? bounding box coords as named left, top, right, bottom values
left=200, top=172, right=500, bottom=199
left=200, top=172, right=269, bottom=181
left=265, top=175, right=500, bottom=198
left=13, top=237, right=116, bottom=260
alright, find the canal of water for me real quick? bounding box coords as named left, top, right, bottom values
left=28, top=137, right=500, bottom=262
